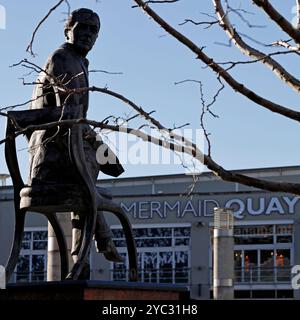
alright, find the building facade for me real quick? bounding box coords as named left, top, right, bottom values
left=1, top=166, right=300, bottom=299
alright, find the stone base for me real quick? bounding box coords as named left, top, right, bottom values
left=0, top=280, right=189, bottom=300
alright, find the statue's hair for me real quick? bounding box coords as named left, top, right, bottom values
left=64, top=8, right=100, bottom=32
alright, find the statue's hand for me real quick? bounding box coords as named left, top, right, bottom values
left=83, top=125, right=102, bottom=150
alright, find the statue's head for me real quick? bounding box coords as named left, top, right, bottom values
left=64, top=8, right=100, bottom=56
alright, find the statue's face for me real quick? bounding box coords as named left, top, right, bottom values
left=66, top=17, right=99, bottom=55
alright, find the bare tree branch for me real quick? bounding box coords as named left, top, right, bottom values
left=198, top=81, right=212, bottom=156
left=203, top=156, right=300, bottom=195
left=270, top=39, right=300, bottom=51
left=252, top=0, right=300, bottom=45
left=26, top=0, right=67, bottom=56
left=179, top=18, right=218, bottom=29
left=132, top=0, right=300, bottom=123
left=0, top=93, right=50, bottom=112
left=224, top=2, right=266, bottom=29
left=5, top=108, right=300, bottom=195
left=5, top=0, right=300, bottom=199
left=89, top=69, right=123, bottom=75
left=128, top=0, right=300, bottom=196
left=213, top=0, right=300, bottom=93
left=132, top=0, right=180, bottom=8
left=214, top=48, right=300, bottom=72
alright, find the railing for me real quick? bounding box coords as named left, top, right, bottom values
left=234, top=266, right=292, bottom=284
left=111, top=267, right=191, bottom=284
left=9, top=271, right=47, bottom=283
left=210, top=266, right=292, bottom=285
left=9, top=268, right=191, bottom=285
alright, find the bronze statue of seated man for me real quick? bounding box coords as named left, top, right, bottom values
left=28, top=8, right=124, bottom=279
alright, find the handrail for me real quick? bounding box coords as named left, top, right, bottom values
left=209, top=266, right=292, bottom=284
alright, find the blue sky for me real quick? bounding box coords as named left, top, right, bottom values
left=0, top=0, right=299, bottom=182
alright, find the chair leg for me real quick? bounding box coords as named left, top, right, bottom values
left=66, top=205, right=97, bottom=280
left=5, top=209, right=26, bottom=282
left=99, top=200, right=138, bottom=282
left=46, top=213, right=69, bottom=280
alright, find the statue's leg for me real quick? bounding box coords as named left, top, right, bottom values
left=110, top=206, right=138, bottom=281
left=46, top=213, right=69, bottom=280
left=6, top=209, right=26, bottom=282
left=97, top=198, right=138, bottom=282
left=66, top=211, right=92, bottom=280
left=94, top=212, right=124, bottom=263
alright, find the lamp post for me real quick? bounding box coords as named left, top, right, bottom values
left=0, top=174, right=10, bottom=186
left=213, top=207, right=234, bottom=300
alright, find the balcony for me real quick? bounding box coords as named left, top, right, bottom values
left=9, top=271, right=47, bottom=283
left=210, top=266, right=292, bottom=289
left=111, top=267, right=191, bottom=284
left=235, top=266, right=291, bottom=284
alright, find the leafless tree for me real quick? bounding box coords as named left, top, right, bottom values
left=3, top=0, right=300, bottom=196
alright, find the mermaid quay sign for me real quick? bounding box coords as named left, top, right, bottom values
left=120, top=196, right=299, bottom=220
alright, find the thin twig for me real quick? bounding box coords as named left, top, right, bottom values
left=26, top=0, right=66, bottom=56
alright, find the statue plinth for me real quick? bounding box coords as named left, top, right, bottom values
left=0, top=280, right=189, bottom=300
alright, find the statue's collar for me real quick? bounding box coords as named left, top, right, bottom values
left=60, top=43, right=89, bottom=68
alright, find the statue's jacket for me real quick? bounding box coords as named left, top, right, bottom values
left=28, top=43, right=123, bottom=186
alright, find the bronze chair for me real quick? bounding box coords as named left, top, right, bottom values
left=5, top=105, right=138, bottom=282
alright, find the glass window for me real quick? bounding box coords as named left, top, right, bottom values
left=33, top=231, right=47, bottom=240
left=230, top=223, right=294, bottom=285
left=21, top=231, right=31, bottom=250
left=111, top=226, right=191, bottom=284
left=276, top=235, right=293, bottom=243
left=112, top=252, right=127, bottom=281
left=114, top=240, right=127, bottom=248
left=15, top=229, right=47, bottom=283
left=235, top=236, right=273, bottom=245
left=174, top=227, right=190, bottom=237
left=23, top=232, right=32, bottom=241
left=159, top=252, right=173, bottom=283
left=234, top=225, right=273, bottom=236
left=234, top=251, right=242, bottom=268
left=276, top=250, right=290, bottom=267
left=32, top=231, right=47, bottom=250
left=144, top=252, right=158, bottom=283
left=32, top=254, right=46, bottom=281
left=112, top=229, right=124, bottom=238
left=234, top=224, right=294, bottom=245
left=234, top=251, right=242, bottom=282
left=136, top=238, right=172, bottom=248
left=174, top=251, right=189, bottom=283
left=244, top=250, right=258, bottom=282
left=21, top=242, right=31, bottom=250
left=260, top=250, right=274, bottom=282
left=175, top=238, right=190, bottom=246
left=276, top=225, right=293, bottom=235
left=276, top=249, right=291, bottom=282
left=134, top=228, right=172, bottom=238
left=16, top=255, right=30, bottom=282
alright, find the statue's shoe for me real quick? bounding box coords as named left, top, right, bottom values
left=96, top=238, right=124, bottom=263
left=78, top=262, right=90, bottom=280
left=66, top=262, right=90, bottom=280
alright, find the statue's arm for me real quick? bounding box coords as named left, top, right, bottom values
left=46, top=52, right=81, bottom=107
left=47, top=52, right=102, bottom=148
